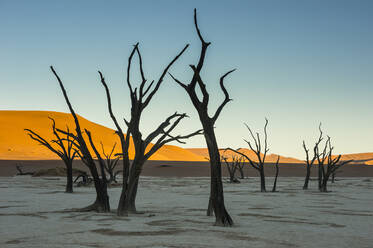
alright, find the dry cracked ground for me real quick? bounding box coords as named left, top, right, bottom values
left=0, top=176, right=372, bottom=248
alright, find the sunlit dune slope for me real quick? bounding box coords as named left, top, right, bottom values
left=0, top=110, right=204, bottom=161
left=187, top=149, right=373, bottom=165
left=339, top=153, right=373, bottom=165
left=186, top=148, right=303, bottom=163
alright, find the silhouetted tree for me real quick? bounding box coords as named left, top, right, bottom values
left=317, top=136, right=353, bottom=192
left=100, top=142, right=120, bottom=184
left=221, top=155, right=242, bottom=183
left=50, top=66, right=110, bottom=212
left=236, top=156, right=246, bottom=179
left=74, top=171, right=93, bottom=187
left=98, top=43, right=202, bottom=216
left=272, top=156, right=280, bottom=192
left=169, top=9, right=234, bottom=226
left=25, top=117, right=77, bottom=193
left=226, top=119, right=273, bottom=192
left=15, top=164, right=34, bottom=176
left=302, top=124, right=323, bottom=190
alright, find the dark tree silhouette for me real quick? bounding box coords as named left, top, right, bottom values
left=221, top=155, right=242, bottom=183
left=236, top=156, right=246, bottom=179
left=272, top=156, right=280, bottom=192
left=317, top=136, right=353, bottom=192
left=25, top=117, right=77, bottom=193
left=226, top=119, right=278, bottom=192
left=302, top=124, right=323, bottom=190
left=169, top=9, right=234, bottom=226
left=98, top=43, right=203, bottom=216
left=74, top=171, right=93, bottom=187
left=15, top=164, right=34, bottom=176
left=100, top=142, right=120, bottom=184
left=50, top=66, right=110, bottom=212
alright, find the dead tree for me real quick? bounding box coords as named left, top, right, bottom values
left=302, top=123, right=323, bottom=190
left=25, top=118, right=77, bottom=193
left=236, top=156, right=246, bottom=179
left=272, top=156, right=280, bottom=192
left=15, top=164, right=34, bottom=176
left=50, top=66, right=110, bottom=212
left=74, top=171, right=92, bottom=187
left=98, top=43, right=202, bottom=216
left=221, top=155, right=241, bottom=183
left=318, top=137, right=353, bottom=192
left=169, top=9, right=234, bottom=226
left=331, top=170, right=342, bottom=183
left=226, top=119, right=270, bottom=192
left=100, top=142, right=120, bottom=184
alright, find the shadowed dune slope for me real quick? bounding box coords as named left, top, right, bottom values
left=0, top=110, right=204, bottom=161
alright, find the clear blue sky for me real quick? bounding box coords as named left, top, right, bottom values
left=1, top=0, right=372, bottom=159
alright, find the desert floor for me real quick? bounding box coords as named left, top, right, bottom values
left=0, top=175, right=372, bottom=248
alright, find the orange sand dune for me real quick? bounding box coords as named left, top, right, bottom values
left=339, top=153, right=373, bottom=165
left=186, top=148, right=303, bottom=163
left=187, top=148, right=373, bottom=165
left=0, top=110, right=204, bottom=161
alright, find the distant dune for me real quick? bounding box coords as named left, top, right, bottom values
left=0, top=110, right=204, bottom=161
left=186, top=149, right=373, bottom=165
left=1, top=110, right=372, bottom=164
left=186, top=148, right=304, bottom=163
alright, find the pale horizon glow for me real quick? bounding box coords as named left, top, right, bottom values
left=1, top=0, right=372, bottom=159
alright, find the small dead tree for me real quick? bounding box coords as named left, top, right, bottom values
left=302, top=123, right=323, bottom=190
left=318, top=137, right=353, bottom=192
left=98, top=43, right=202, bottom=216
left=50, top=66, right=110, bottom=212
left=226, top=119, right=271, bottom=192
left=15, top=164, right=34, bottom=176
left=236, top=156, right=246, bottom=179
left=25, top=117, right=77, bottom=193
left=74, top=171, right=92, bottom=187
left=100, top=142, right=120, bottom=184
left=169, top=9, right=234, bottom=226
left=221, top=155, right=243, bottom=183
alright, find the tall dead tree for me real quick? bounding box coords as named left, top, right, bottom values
left=169, top=9, right=234, bottom=226
left=226, top=119, right=272, bottom=192
left=98, top=43, right=203, bottom=216
left=302, top=124, right=323, bottom=190
left=100, top=142, right=120, bottom=184
left=50, top=66, right=110, bottom=212
left=25, top=117, right=77, bottom=193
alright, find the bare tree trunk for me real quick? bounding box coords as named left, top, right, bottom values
left=303, top=165, right=311, bottom=190
left=259, top=168, right=266, bottom=192
left=117, top=184, right=128, bottom=216
left=85, top=169, right=110, bottom=212
left=118, top=159, right=144, bottom=214
left=272, top=159, right=279, bottom=192
left=65, top=162, right=73, bottom=193
left=320, top=175, right=329, bottom=192
left=206, top=196, right=213, bottom=216
left=318, top=164, right=323, bottom=190
left=204, top=125, right=233, bottom=226
left=127, top=176, right=139, bottom=213
left=238, top=167, right=244, bottom=179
